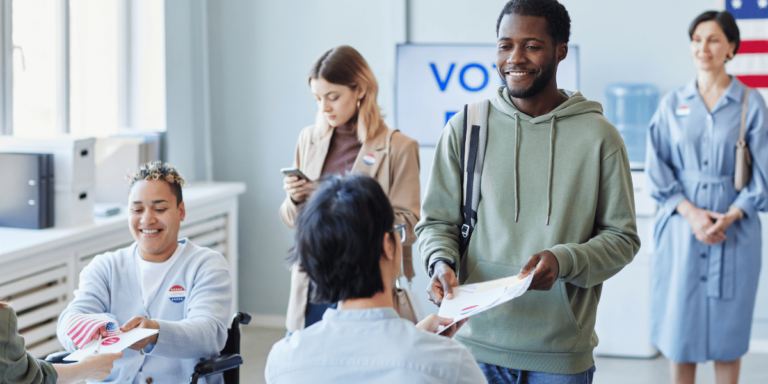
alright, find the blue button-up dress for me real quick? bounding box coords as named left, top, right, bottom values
left=646, top=77, right=768, bottom=363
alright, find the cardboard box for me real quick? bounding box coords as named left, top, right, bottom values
left=0, top=137, right=96, bottom=184
left=54, top=179, right=95, bottom=227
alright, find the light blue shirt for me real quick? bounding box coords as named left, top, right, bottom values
left=265, top=307, right=487, bottom=384
left=646, top=77, right=768, bottom=362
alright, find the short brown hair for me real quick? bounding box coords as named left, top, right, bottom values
left=308, top=45, right=385, bottom=142
left=128, top=161, right=186, bottom=206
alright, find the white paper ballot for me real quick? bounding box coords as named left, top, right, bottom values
left=64, top=328, right=159, bottom=361
left=437, top=271, right=534, bottom=334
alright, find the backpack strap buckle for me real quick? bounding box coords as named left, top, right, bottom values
left=461, top=224, right=470, bottom=238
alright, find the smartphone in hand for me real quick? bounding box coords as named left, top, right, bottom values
left=280, top=168, right=311, bottom=182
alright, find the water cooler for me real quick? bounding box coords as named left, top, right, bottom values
left=604, top=83, right=658, bottom=169
left=594, top=84, right=659, bottom=358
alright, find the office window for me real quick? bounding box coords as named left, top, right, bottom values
left=69, top=0, right=121, bottom=137
left=128, top=0, right=165, bottom=132
left=2, top=0, right=165, bottom=138
left=11, top=0, right=61, bottom=139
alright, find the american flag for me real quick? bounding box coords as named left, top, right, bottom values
left=726, top=0, right=768, bottom=100
left=64, top=313, right=120, bottom=349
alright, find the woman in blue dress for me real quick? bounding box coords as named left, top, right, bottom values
left=646, top=10, right=768, bottom=384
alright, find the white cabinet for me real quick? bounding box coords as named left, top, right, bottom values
left=1, top=252, right=73, bottom=358
left=594, top=171, right=658, bottom=358
left=0, top=182, right=245, bottom=358
left=753, top=212, right=768, bottom=341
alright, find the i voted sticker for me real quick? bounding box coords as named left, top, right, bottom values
left=168, top=285, right=186, bottom=303
left=676, top=106, right=691, bottom=116
left=363, top=154, right=376, bottom=166
left=102, top=337, right=119, bottom=346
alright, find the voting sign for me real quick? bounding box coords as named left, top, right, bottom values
left=395, top=44, right=579, bottom=146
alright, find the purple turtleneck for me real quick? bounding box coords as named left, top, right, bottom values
left=321, top=123, right=362, bottom=176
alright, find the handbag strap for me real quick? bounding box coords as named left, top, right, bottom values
left=738, top=88, right=752, bottom=147
left=395, top=276, right=411, bottom=291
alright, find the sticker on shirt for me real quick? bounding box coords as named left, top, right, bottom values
left=168, top=285, right=186, bottom=303
left=363, top=154, right=376, bottom=166
left=676, top=106, right=691, bottom=116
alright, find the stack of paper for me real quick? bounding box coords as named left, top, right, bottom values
left=437, top=271, right=534, bottom=333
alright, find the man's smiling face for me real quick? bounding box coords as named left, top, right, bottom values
left=495, top=13, right=561, bottom=99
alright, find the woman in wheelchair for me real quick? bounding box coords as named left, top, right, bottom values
left=54, top=163, right=233, bottom=384
left=265, top=174, right=487, bottom=384
left=1, top=301, right=121, bottom=383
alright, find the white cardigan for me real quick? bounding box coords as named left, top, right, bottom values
left=56, top=239, right=232, bottom=384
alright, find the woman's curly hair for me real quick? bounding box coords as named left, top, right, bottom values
left=128, top=161, right=186, bottom=205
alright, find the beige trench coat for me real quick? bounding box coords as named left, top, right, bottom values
left=279, top=125, right=421, bottom=332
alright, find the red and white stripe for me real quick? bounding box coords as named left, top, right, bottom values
left=727, top=18, right=768, bottom=100
left=64, top=313, right=119, bottom=349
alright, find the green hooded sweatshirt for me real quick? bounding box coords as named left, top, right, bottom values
left=416, top=86, right=640, bottom=374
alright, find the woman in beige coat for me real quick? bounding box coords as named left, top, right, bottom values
left=279, top=46, right=420, bottom=333
left=0, top=302, right=121, bottom=383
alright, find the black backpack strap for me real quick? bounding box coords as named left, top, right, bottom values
left=460, top=104, right=468, bottom=178
left=460, top=123, right=479, bottom=251
left=458, top=100, right=490, bottom=283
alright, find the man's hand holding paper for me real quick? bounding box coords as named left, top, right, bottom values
left=519, top=250, right=560, bottom=291
left=429, top=250, right=558, bottom=334
left=427, top=249, right=560, bottom=307
left=427, top=260, right=459, bottom=306
left=436, top=270, right=535, bottom=333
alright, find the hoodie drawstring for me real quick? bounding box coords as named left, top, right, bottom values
left=513, top=113, right=520, bottom=222
left=513, top=113, right=556, bottom=225
left=546, top=116, right=556, bottom=226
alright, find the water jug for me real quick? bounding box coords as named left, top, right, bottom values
left=605, top=83, right=658, bottom=169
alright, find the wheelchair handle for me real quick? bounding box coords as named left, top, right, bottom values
left=231, top=312, right=251, bottom=328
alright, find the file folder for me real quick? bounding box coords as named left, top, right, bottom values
left=0, top=153, right=54, bottom=229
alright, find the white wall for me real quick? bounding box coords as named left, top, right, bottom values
left=165, top=0, right=212, bottom=182
left=408, top=0, right=720, bottom=106
left=206, top=0, right=405, bottom=316
left=206, top=0, right=722, bottom=318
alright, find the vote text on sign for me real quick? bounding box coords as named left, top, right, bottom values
left=395, top=44, right=579, bottom=146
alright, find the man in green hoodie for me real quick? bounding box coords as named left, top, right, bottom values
left=415, top=0, right=640, bottom=382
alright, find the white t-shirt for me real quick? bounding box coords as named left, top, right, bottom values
left=135, top=240, right=186, bottom=308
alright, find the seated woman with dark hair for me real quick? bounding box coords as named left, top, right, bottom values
left=265, top=173, right=486, bottom=384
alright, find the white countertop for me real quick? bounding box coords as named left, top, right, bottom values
left=0, top=182, right=246, bottom=263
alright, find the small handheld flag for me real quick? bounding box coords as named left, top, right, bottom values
left=64, top=313, right=120, bottom=350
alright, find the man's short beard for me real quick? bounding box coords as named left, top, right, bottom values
left=502, top=55, right=557, bottom=99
